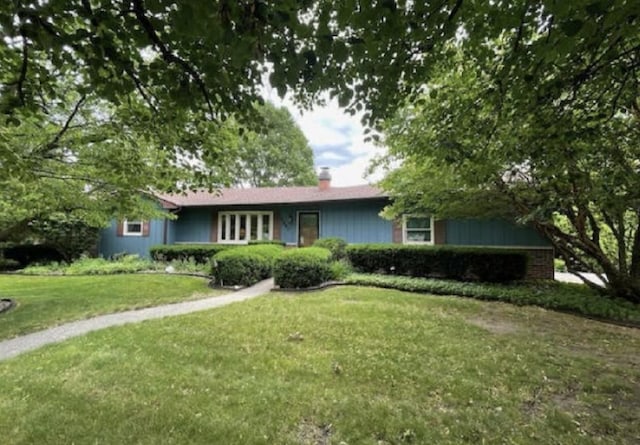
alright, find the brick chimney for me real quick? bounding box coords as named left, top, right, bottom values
left=318, top=167, right=331, bottom=191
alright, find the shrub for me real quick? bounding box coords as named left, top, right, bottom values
left=248, top=240, right=286, bottom=246
left=20, top=262, right=66, bottom=275
left=346, top=244, right=528, bottom=283
left=313, top=237, right=348, bottom=260
left=2, top=244, right=64, bottom=268
left=330, top=259, right=353, bottom=280
left=150, top=244, right=232, bottom=263
left=27, top=216, right=100, bottom=261
left=213, top=250, right=270, bottom=287
left=273, top=247, right=333, bottom=289
left=238, top=244, right=284, bottom=263
left=344, top=273, right=640, bottom=324
left=65, top=254, right=152, bottom=275
left=0, top=257, right=21, bottom=271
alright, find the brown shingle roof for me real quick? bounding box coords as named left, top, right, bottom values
left=159, top=184, right=387, bottom=208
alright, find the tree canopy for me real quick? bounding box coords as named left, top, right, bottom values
left=228, top=102, right=316, bottom=187
left=2, top=2, right=637, bottom=124
left=378, top=49, right=640, bottom=302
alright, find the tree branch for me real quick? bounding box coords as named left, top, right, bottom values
left=44, top=95, right=87, bottom=152
left=130, top=0, right=215, bottom=118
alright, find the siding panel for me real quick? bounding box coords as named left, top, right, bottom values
left=174, top=208, right=213, bottom=242
left=445, top=219, right=550, bottom=247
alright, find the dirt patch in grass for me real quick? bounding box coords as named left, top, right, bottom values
left=295, top=419, right=332, bottom=445
left=466, top=315, right=520, bottom=335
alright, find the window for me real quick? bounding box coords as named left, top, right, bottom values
left=403, top=216, right=433, bottom=244
left=123, top=219, right=144, bottom=236
left=218, top=211, right=273, bottom=243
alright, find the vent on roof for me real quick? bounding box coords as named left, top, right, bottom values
left=318, top=167, right=331, bottom=191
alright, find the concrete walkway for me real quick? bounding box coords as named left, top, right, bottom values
left=0, top=278, right=274, bottom=362
left=555, top=271, right=606, bottom=287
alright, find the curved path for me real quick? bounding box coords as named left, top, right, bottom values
left=0, top=278, right=274, bottom=362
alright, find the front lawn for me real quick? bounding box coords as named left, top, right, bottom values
left=0, top=286, right=638, bottom=444
left=0, top=275, right=222, bottom=340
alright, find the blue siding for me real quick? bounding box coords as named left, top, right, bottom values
left=318, top=201, right=392, bottom=243
left=98, top=219, right=165, bottom=258
left=166, top=219, right=177, bottom=245
left=174, top=208, right=213, bottom=242
left=278, top=200, right=392, bottom=244
left=446, top=219, right=550, bottom=247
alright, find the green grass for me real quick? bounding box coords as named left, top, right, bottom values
left=0, top=274, right=223, bottom=340
left=1, top=286, right=638, bottom=444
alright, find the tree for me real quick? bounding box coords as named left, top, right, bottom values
left=378, top=52, right=640, bottom=303
left=0, top=88, right=240, bottom=239
left=230, top=103, right=316, bottom=187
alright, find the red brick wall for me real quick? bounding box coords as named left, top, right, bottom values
left=519, top=248, right=555, bottom=280
left=434, top=220, right=446, bottom=245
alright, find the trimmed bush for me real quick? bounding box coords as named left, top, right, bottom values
left=313, top=237, right=348, bottom=260
left=273, top=247, right=333, bottom=289
left=212, top=244, right=284, bottom=286
left=346, top=244, right=528, bottom=283
left=150, top=244, right=232, bottom=263
left=248, top=240, right=286, bottom=246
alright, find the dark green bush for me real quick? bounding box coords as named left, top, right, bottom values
left=248, top=240, right=286, bottom=246
left=2, top=244, right=64, bottom=268
left=313, top=237, right=348, bottom=260
left=150, top=244, right=232, bottom=263
left=346, top=244, right=528, bottom=283
left=0, top=257, right=21, bottom=271
left=274, top=247, right=333, bottom=289
left=238, top=244, right=284, bottom=263
left=212, top=251, right=270, bottom=287
left=345, top=274, right=640, bottom=324
left=211, top=244, right=284, bottom=286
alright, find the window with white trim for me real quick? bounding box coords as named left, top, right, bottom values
left=402, top=216, right=433, bottom=244
left=218, top=211, right=273, bottom=243
left=123, top=220, right=144, bottom=236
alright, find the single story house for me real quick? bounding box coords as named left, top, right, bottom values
left=99, top=168, right=554, bottom=278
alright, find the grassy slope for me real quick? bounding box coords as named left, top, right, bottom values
left=0, top=286, right=638, bottom=444
left=0, top=275, right=221, bottom=340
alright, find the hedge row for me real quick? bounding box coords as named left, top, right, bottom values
left=345, top=274, right=640, bottom=324
left=273, top=247, right=333, bottom=289
left=346, top=244, right=528, bottom=283
left=212, top=244, right=284, bottom=286
left=150, top=244, right=233, bottom=263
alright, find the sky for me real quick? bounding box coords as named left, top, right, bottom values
left=263, top=88, right=386, bottom=187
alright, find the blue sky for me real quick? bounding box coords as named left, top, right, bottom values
left=264, top=88, right=385, bottom=187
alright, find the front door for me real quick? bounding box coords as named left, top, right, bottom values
left=298, top=212, right=319, bottom=247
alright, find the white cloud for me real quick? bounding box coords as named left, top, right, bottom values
left=263, top=86, right=387, bottom=186
left=317, top=150, right=349, bottom=162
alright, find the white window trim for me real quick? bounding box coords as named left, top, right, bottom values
left=402, top=215, right=434, bottom=245
left=123, top=219, right=144, bottom=237
left=217, top=211, right=274, bottom=244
